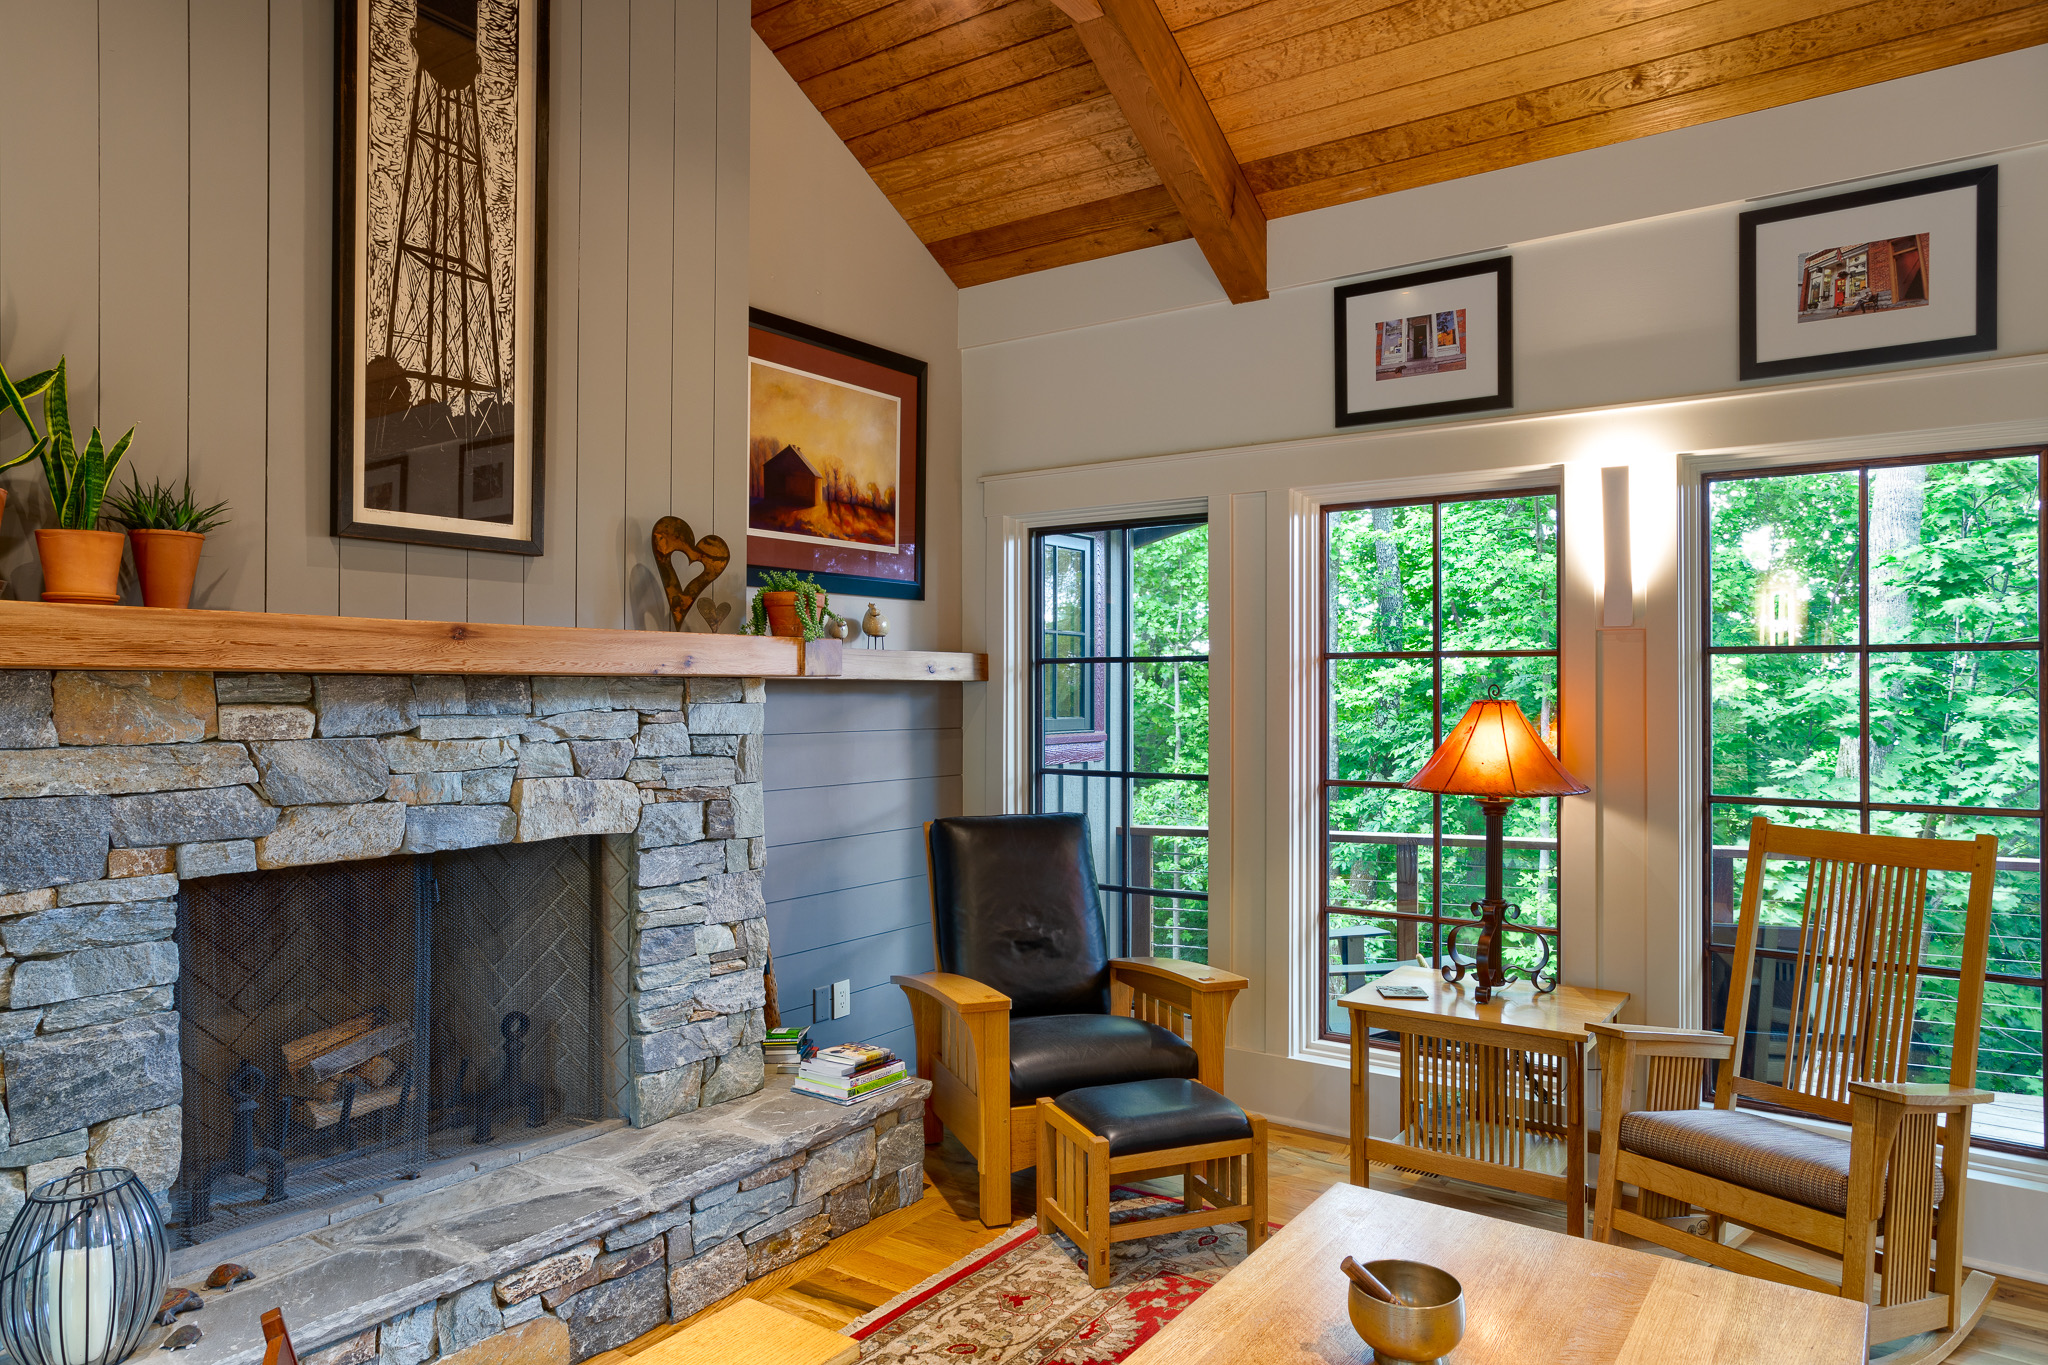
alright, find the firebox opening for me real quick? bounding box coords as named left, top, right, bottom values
left=171, top=836, right=625, bottom=1246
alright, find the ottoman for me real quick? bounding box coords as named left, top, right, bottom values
left=1036, top=1077, right=1269, bottom=1287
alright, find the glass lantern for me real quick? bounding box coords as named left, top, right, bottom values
left=0, top=1168, right=168, bottom=1365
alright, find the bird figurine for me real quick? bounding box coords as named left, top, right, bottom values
left=825, top=613, right=855, bottom=642
left=861, top=604, right=889, bottom=649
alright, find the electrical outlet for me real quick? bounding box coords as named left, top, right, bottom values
left=832, top=979, right=852, bottom=1020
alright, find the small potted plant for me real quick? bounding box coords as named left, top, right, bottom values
left=107, top=474, right=231, bottom=609
left=0, top=359, right=55, bottom=545
left=743, top=569, right=831, bottom=640
left=2, top=356, right=134, bottom=603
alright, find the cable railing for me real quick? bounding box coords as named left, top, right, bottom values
left=1123, top=824, right=1209, bottom=960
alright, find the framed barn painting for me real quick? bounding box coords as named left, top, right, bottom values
left=1335, top=257, right=1513, bottom=427
left=746, top=311, right=926, bottom=601
left=1739, top=165, right=1997, bottom=381
left=334, top=0, right=549, bottom=554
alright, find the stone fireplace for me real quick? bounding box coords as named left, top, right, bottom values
left=0, top=666, right=929, bottom=1365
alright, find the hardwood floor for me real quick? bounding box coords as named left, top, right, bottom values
left=594, top=1124, right=2048, bottom=1363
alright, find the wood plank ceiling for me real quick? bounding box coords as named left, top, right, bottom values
left=755, top=0, right=2048, bottom=300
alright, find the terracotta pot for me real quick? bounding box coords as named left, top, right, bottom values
left=130, top=529, right=206, bottom=609
left=35, top=528, right=127, bottom=604
left=761, top=590, right=803, bottom=638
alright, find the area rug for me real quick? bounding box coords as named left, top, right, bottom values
left=849, top=1193, right=1262, bottom=1362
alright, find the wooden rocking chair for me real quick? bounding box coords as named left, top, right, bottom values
left=1591, top=817, right=1999, bottom=1363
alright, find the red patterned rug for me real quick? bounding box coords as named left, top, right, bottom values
left=849, top=1194, right=1262, bottom=1362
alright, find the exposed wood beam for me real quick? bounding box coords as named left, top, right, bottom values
left=1049, top=0, right=1267, bottom=302
left=927, top=184, right=1192, bottom=286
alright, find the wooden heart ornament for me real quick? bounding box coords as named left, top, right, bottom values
left=651, top=517, right=732, bottom=632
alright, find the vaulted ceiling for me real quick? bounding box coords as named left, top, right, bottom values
left=755, top=0, right=2048, bottom=301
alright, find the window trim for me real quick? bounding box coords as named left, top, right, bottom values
left=1698, top=443, right=2048, bottom=1159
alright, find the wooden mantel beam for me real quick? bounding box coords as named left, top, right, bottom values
left=0, top=600, right=987, bottom=681
left=1050, top=0, right=1266, bottom=304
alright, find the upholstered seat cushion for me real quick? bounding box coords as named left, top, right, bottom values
left=1009, top=1014, right=1200, bottom=1105
left=1618, top=1107, right=1943, bottom=1215
left=1053, top=1078, right=1252, bottom=1157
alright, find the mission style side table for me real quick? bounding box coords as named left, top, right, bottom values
left=1340, top=963, right=1629, bottom=1236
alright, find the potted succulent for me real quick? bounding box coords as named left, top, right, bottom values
left=742, top=569, right=831, bottom=640
left=1, top=356, right=134, bottom=603
left=107, top=474, right=230, bottom=609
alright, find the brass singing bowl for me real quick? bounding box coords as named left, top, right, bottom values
left=1346, top=1259, right=1465, bottom=1364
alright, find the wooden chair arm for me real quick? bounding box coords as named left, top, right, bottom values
left=1847, top=1080, right=1993, bottom=1109
left=1110, top=957, right=1249, bottom=994
left=1586, top=1023, right=1734, bottom=1060
left=891, top=972, right=1012, bottom=1016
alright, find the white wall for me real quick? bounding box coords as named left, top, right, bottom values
left=0, top=0, right=753, bottom=632
left=748, top=34, right=963, bottom=652
left=958, top=46, right=2048, bottom=1278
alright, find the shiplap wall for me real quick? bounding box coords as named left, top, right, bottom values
left=763, top=681, right=963, bottom=1061
left=0, top=0, right=751, bottom=630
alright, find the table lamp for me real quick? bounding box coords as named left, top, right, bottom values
left=1404, top=699, right=1588, bottom=1003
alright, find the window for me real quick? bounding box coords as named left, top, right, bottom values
left=1321, top=492, right=1561, bottom=1038
left=1704, top=450, right=2045, bottom=1157
left=1033, top=520, right=1210, bottom=961
left=1040, top=535, right=1101, bottom=750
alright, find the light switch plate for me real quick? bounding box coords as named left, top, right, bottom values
left=832, top=979, right=851, bottom=1019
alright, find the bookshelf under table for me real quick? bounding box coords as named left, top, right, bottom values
left=1339, top=963, right=1629, bottom=1236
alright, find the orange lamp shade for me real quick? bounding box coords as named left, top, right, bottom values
left=1404, top=699, right=1589, bottom=799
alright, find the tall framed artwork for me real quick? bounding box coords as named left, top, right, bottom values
left=334, top=0, right=550, bottom=554
left=1739, top=165, right=1997, bottom=381
left=746, top=311, right=926, bottom=601
left=1334, top=257, right=1512, bottom=428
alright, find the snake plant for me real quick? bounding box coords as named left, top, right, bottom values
left=0, top=355, right=134, bottom=529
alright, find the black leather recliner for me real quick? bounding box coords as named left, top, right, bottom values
left=895, top=813, right=1247, bottom=1226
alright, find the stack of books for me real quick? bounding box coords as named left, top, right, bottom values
left=764, top=1025, right=809, bottom=1074
left=792, top=1042, right=908, bottom=1105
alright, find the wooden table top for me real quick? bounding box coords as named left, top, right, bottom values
left=1122, top=1183, right=1868, bottom=1365
left=1336, top=964, right=1629, bottom=1043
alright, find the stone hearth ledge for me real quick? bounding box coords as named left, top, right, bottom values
left=157, top=1076, right=932, bottom=1365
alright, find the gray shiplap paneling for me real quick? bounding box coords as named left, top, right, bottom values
left=768, top=679, right=963, bottom=735
left=764, top=680, right=961, bottom=1053
left=766, top=876, right=930, bottom=958
left=766, top=825, right=927, bottom=904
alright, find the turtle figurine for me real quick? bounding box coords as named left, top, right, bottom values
left=162, top=1325, right=203, bottom=1351
left=205, top=1263, right=254, bottom=1290
left=156, top=1288, right=203, bottom=1327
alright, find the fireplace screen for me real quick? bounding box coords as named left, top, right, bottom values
left=172, top=837, right=624, bottom=1244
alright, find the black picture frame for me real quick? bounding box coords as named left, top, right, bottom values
left=1738, top=165, right=1997, bottom=382
left=745, top=309, right=927, bottom=602
left=1334, top=257, right=1513, bottom=428
left=333, top=0, right=551, bottom=555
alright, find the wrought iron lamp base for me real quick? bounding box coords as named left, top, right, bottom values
left=1441, top=898, right=1557, bottom=1005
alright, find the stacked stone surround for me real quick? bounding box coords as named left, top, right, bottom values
left=0, top=666, right=782, bottom=1241
left=163, top=1076, right=932, bottom=1365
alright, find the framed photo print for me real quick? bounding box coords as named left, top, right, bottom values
left=1335, top=257, right=1512, bottom=427
left=334, top=0, right=550, bottom=554
left=746, top=311, right=926, bottom=601
left=1739, top=165, right=1996, bottom=381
